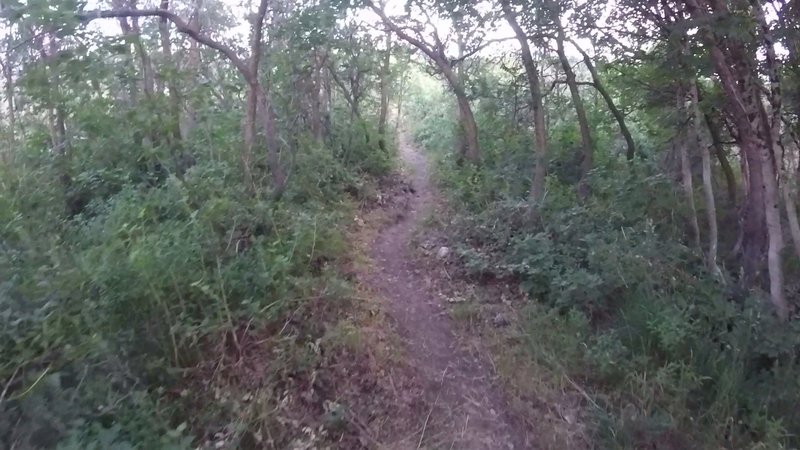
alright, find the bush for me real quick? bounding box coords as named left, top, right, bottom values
left=407, top=74, right=800, bottom=448
left=0, top=100, right=386, bottom=447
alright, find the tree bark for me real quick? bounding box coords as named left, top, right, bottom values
left=501, top=0, right=548, bottom=210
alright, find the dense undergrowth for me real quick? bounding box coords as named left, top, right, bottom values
left=0, top=95, right=393, bottom=448
left=405, top=72, right=800, bottom=449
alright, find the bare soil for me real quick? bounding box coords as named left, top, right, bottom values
left=361, top=131, right=528, bottom=449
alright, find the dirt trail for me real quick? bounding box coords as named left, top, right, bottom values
left=368, top=131, right=524, bottom=449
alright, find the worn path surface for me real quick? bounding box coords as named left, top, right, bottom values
left=367, top=131, right=524, bottom=449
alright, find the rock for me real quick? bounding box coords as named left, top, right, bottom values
left=436, top=246, right=450, bottom=259
left=492, top=313, right=510, bottom=328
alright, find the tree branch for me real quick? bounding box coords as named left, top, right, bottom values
left=78, top=9, right=255, bottom=85
left=365, top=1, right=440, bottom=64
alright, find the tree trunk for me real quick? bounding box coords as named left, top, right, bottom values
left=1, top=53, right=14, bottom=146
left=571, top=41, right=635, bottom=161
left=158, top=0, right=182, bottom=148
left=691, top=81, right=720, bottom=275
left=242, top=0, right=269, bottom=189
left=310, top=50, right=324, bottom=141
left=259, top=86, right=286, bottom=197
left=755, top=0, right=790, bottom=319
left=128, top=10, right=155, bottom=100
left=440, top=62, right=479, bottom=163
left=501, top=0, right=548, bottom=210
left=676, top=85, right=701, bottom=251
left=554, top=23, right=592, bottom=198
left=395, top=70, right=407, bottom=134
left=704, top=112, right=737, bottom=205
left=761, top=133, right=788, bottom=320
left=454, top=89, right=480, bottom=163
left=378, top=29, right=392, bottom=151
left=783, top=166, right=800, bottom=260
left=369, top=3, right=479, bottom=163
left=683, top=0, right=787, bottom=319
left=180, top=0, right=202, bottom=141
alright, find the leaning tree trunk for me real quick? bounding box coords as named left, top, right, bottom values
left=369, top=2, right=480, bottom=163
left=439, top=62, right=479, bottom=163
left=554, top=23, right=592, bottom=198
left=571, top=41, right=636, bottom=161
left=454, top=88, right=480, bottom=163
left=501, top=0, right=548, bottom=211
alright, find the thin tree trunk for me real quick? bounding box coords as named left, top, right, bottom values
left=378, top=28, right=392, bottom=151
left=179, top=0, right=202, bottom=141
left=158, top=0, right=182, bottom=147
left=691, top=81, right=720, bottom=275
left=242, top=0, right=269, bottom=189
left=110, top=0, right=139, bottom=105
left=1, top=55, right=14, bottom=145
left=761, top=134, right=788, bottom=320
left=501, top=0, right=548, bottom=210
left=310, top=50, right=324, bottom=141
left=676, top=85, right=701, bottom=251
left=754, top=0, right=790, bottom=319
left=395, top=70, right=407, bottom=134
left=554, top=22, right=592, bottom=198
left=128, top=8, right=155, bottom=100
left=783, top=168, right=800, bottom=260
left=704, top=112, right=737, bottom=205
left=571, top=41, right=636, bottom=161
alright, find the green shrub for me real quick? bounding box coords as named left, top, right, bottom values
left=409, top=74, right=800, bottom=448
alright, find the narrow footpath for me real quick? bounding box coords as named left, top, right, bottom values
left=365, top=131, right=525, bottom=449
